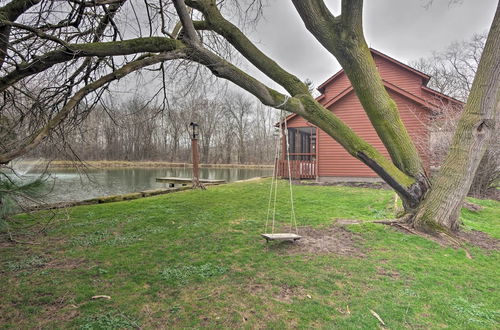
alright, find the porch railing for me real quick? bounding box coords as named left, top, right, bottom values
left=277, top=159, right=317, bottom=179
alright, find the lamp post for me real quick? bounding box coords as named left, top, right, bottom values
left=189, top=122, right=202, bottom=188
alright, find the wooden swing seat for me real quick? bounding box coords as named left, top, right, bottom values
left=261, top=233, right=301, bottom=242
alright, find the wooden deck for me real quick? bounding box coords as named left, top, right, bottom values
left=155, top=177, right=225, bottom=187
left=277, top=160, right=317, bottom=179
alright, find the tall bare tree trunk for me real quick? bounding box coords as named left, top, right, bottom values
left=412, top=3, right=500, bottom=233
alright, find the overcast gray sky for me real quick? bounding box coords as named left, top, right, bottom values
left=241, top=0, right=497, bottom=92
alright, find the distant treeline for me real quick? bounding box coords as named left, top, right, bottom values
left=32, top=91, right=279, bottom=165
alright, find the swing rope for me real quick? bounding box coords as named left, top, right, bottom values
left=264, top=129, right=280, bottom=234
left=283, top=111, right=299, bottom=234
left=264, top=107, right=298, bottom=235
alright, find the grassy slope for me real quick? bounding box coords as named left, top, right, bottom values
left=1, top=180, right=499, bottom=329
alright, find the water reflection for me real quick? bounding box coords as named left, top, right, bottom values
left=30, top=167, right=272, bottom=203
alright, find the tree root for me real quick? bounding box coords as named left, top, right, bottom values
left=7, top=231, right=40, bottom=245
left=374, top=220, right=422, bottom=236
left=375, top=219, right=474, bottom=258
left=192, top=179, right=206, bottom=190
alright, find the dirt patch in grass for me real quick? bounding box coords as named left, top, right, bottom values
left=45, top=257, right=88, bottom=270
left=376, top=266, right=401, bottom=278
left=36, top=302, right=80, bottom=328
left=274, top=284, right=307, bottom=303
left=247, top=283, right=268, bottom=295
left=457, top=229, right=499, bottom=250
left=246, top=283, right=307, bottom=303
left=268, top=223, right=365, bottom=257
left=0, top=291, right=79, bottom=329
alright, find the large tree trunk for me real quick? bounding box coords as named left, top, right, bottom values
left=290, top=0, right=500, bottom=232
left=411, top=3, right=500, bottom=233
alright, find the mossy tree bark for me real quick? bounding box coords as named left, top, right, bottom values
left=411, top=3, right=500, bottom=233
left=291, top=0, right=429, bottom=210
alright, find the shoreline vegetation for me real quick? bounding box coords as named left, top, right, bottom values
left=17, top=160, right=274, bottom=169
left=24, top=186, right=193, bottom=213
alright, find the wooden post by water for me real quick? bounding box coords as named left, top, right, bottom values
left=189, top=122, right=205, bottom=189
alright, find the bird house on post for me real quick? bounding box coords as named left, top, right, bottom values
left=189, top=122, right=204, bottom=189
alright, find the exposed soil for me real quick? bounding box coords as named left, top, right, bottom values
left=44, top=257, right=88, bottom=270
left=456, top=229, right=499, bottom=251
left=247, top=283, right=308, bottom=303
left=266, top=221, right=365, bottom=257
left=376, top=266, right=400, bottom=278
left=274, top=284, right=308, bottom=303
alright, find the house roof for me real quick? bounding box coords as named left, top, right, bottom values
left=282, top=49, right=463, bottom=124
left=421, top=85, right=464, bottom=106
left=282, top=79, right=443, bottom=124
left=317, top=48, right=431, bottom=94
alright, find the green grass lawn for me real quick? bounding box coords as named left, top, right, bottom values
left=1, top=179, right=499, bottom=329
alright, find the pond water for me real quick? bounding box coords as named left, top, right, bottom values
left=22, top=167, right=273, bottom=203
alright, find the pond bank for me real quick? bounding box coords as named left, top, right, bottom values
left=24, top=186, right=192, bottom=213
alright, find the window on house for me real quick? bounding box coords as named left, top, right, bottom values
left=286, top=127, right=316, bottom=160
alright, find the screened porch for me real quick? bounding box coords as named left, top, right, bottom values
left=277, top=126, right=318, bottom=179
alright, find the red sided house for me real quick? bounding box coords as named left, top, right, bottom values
left=278, top=49, right=463, bottom=182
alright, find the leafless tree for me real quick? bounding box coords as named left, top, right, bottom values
left=223, top=92, right=251, bottom=163
left=412, top=32, right=499, bottom=198
left=411, top=33, right=487, bottom=102
left=29, top=88, right=277, bottom=164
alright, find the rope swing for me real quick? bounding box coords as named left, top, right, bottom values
left=262, top=108, right=301, bottom=242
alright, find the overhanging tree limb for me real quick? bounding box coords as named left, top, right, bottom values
left=0, top=49, right=187, bottom=164
left=185, top=0, right=309, bottom=96
left=171, top=0, right=417, bottom=196
left=186, top=44, right=417, bottom=193
left=0, top=37, right=185, bottom=92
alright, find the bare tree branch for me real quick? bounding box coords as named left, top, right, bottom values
left=0, top=0, right=42, bottom=69
left=186, top=0, right=308, bottom=96
left=0, top=37, right=185, bottom=92
left=0, top=49, right=187, bottom=164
